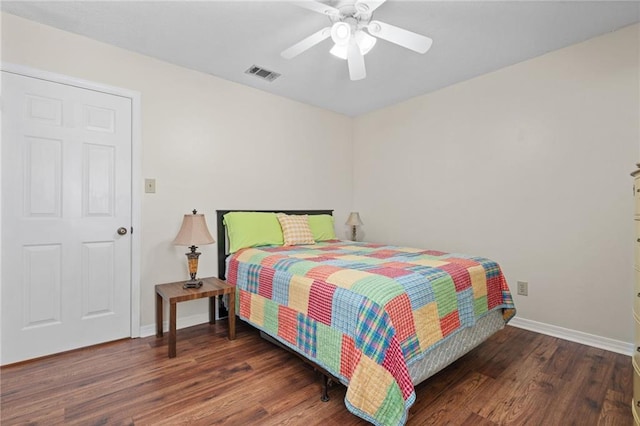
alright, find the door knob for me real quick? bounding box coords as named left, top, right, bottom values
left=117, top=227, right=128, bottom=235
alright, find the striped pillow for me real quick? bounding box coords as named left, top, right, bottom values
left=276, top=214, right=315, bottom=246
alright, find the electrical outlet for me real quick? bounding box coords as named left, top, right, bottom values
left=517, top=281, right=528, bottom=296
left=145, top=178, right=156, bottom=194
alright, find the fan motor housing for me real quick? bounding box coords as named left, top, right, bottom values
left=329, top=3, right=373, bottom=28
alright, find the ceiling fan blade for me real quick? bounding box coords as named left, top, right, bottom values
left=281, top=27, right=331, bottom=59
left=292, top=1, right=341, bottom=17
left=367, top=20, right=433, bottom=54
left=347, top=39, right=366, bottom=81
left=354, top=0, right=387, bottom=14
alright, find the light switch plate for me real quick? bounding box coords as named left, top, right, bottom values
left=145, top=178, right=156, bottom=193
left=517, top=281, right=528, bottom=296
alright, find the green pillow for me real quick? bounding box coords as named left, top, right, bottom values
left=223, top=212, right=284, bottom=253
left=308, top=214, right=336, bottom=241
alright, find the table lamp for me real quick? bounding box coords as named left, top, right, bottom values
left=173, top=209, right=215, bottom=288
left=345, top=212, right=363, bottom=241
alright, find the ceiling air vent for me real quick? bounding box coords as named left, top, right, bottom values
left=245, top=65, right=281, bottom=82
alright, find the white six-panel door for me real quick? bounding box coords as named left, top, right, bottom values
left=1, top=71, right=132, bottom=364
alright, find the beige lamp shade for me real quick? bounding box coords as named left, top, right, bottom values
left=345, top=212, right=363, bottom=226
left=173, top=212, right=215, bottom=247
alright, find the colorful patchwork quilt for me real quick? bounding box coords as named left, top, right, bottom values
left=226, top=241, right=516, bottom=426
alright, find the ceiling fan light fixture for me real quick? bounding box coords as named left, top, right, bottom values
left=355, top=31, right=377, bottom=55
left=330, top=43, right=348, bottom=60
left=331, top=22, right=351, bottom=45
left=331, top=30, right=377, bottom=60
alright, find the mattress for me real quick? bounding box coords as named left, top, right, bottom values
left=407, top=309, right=504, bottom=384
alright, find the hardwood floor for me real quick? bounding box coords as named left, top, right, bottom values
left=1, top=321, right=633, bottom=425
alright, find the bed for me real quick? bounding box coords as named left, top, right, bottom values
left=216, top=209, right=515, bottom=426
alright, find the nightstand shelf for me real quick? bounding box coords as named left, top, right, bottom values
left=155, top=276, right=235, bottom=358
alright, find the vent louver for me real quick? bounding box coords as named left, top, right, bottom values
left=245, top=65, right=281, bottom=82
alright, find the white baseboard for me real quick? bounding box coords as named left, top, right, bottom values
left=139, top=313, right=211, bottom=338
left=509, top=317, right=633, bottom=356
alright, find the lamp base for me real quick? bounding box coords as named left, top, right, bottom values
left=183, top=279, right=203, bottom=289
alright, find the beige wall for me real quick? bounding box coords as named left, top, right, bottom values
left=353, top=24, right=640, bottom=343
left=1, top=13, right=353, bottom=329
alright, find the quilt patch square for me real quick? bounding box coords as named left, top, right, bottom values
left=431, top=274, right=458, bottom=318
left=288, top=274, right=314, bottom=314
left=474, top=295, right=488, bottom=316
left=317, top=323, right=342, bottom=373
left=440, top=310, right=461, bottom=337
left=306, top=255, right=337, bottom=263
left=297, top=313, right=317, bottom=357
left=368, top=249, right=405, bottom=259
left=366, top=266, right=413, bottom=279
left=422, top=250, right=447, bottom=256
left=306, top=264, right=343, bottom=282
left=331, top=288, right=367, bottom=335
left=355, top=300, right=392, bottom=364
left=382, top=261, right=418, bottom=269
left=239, top=289, right=252, bottom=319
left=249, top=292, right=266, bottom=326
left=413, top=302, right=442, bottom=352
left=456, top=288, right=475, bottom=327
left=271, top=270, right=291, bottom=306
left=407, top=258, right=449, bottom=268
left=468, top=265, right=488, bottom=299
left=400, top=334, right=422, bottom=360
left=384, top=293, right=416, bottom=343
left=263, top=298, right=279, bottom=336
left=258, top=267, right=274, bottom=299
left=347, top=354, right=397, bottom=421
left=444, top=256, right=480, bottom=268
left=226, top=257, right=239, bottom=283
left=246, top=263, right=261, bottom=294
left=277, top=305, right=298, bottom=345
left=438, top=262, right=472, bottom=292
left=487, top=275, right=504, bottom=309
left=340, top=334, right=360, bottom=379
left=308, top=281, right=337, bottom=326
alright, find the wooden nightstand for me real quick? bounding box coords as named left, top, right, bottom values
left=155, top=277, right=236, bottom=358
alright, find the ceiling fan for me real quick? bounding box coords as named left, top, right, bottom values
left=281, top=0, right=433, bottom=81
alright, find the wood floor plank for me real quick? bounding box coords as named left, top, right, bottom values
left=598, top=389, right=634, bottom=426
left=541, top=339, right=587, bottom=380
left=558, top=346, right=617, bottom=422
left=609, top=350, right=634, bottom=394
left=467, top=332, right=558, bottom=420
left=460, top=412, right=499, bottom=426
left=0, top=322, right=634, bottom=425
left=408, top=372, right=490, bottom=425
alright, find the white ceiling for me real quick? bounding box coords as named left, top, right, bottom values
left=3, top=1, right=639, bottom=116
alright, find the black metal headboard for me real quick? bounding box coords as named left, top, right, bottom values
left=216, top=209, right=334, bottom=280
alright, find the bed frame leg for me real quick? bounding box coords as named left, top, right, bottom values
left=321, top=374, right=330, bottom=402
